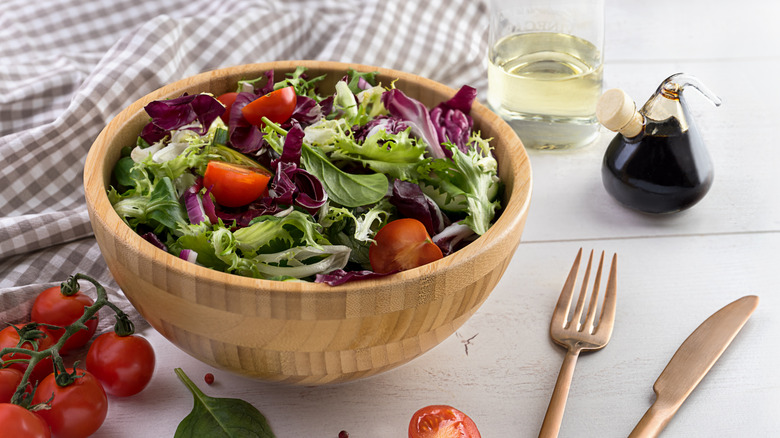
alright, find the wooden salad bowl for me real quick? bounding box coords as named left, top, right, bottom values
left=83, top=61, right=532, bottom=385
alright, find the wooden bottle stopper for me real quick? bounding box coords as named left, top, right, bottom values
left=596, top=89, right=644, bottom=138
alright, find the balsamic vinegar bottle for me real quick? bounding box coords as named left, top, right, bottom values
left=597, top=73, right=721, bottom=214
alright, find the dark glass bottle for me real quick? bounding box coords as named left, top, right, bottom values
left=597, top=74, right=721, bottom=214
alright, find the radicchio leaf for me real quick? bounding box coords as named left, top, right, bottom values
left=140, top=122, right=169, bottom=145
left=268, top=125, right=327, bottom=213
left=181, top=184, right=209, bottom=225
left=389, top=179, right=449, bottom=236
left=144, top=93, right=224, bottom=135
left=430, top=85, right=477, bottom=153
left=287, top=96, right=323, bottom=127
left=432, top=222, right=475, bottom=256
left=352, top=115, right=410, bottom=143
left=314, top=269, right=392, bottom=286
left=228, top=92, right=265, bottom=153
left=382, top=89, right=446, bottom=159
left=141, top=232, right=168, bottom=251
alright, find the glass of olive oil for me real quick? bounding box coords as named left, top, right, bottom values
left=487, top=0, right=605, bottom=150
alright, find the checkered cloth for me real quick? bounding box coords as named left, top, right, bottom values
left=0, top=0, right=489, bottom=330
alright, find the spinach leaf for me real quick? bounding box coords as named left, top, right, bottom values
left=174, top=368, right=276, bottom=438
left=301, top=144, right=387, bottom=208
left=147, top=177, right=188, bottom=231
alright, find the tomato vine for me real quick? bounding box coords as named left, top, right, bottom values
left=0, top=273, right=135, bottom=407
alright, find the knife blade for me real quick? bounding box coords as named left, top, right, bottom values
left=628, top=295, right=759, bottom=438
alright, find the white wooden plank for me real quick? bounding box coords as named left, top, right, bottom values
left=91, top=233, right=780, bottom=437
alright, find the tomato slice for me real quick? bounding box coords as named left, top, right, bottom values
left=369, top=218, right=444, bottom=274
left=241, top=86, right=297, bottom=125
left=409, top=405, right=482, bottom=438
left=217, top=92, right=238, bottom=123
left=203, top=161, right=272, bottom=208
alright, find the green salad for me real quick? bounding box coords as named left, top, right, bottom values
left=109, top=67, right=502, bottom=285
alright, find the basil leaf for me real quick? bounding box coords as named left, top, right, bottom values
left=174, top=368, right=276, bottom=438
left=301, top=145, right=388, bottom=208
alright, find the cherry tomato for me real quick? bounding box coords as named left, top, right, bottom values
left=369, top=218, right=444, bottom=274
left=0, top=324, right=55, bottom=384
left=203, top=160, right=272, bottom=207
left=409, top=405, right=482, bottom=438
left=31, top=286, right=97, bottom=353
left=0, top=368, right=24, bottom=403
left=0, top=403, right=51, bottom=438
left=217, top=91, right=238, bottom=123
left=33, top=369, right=107, bottom=438
left=86, top=332, right=155, bottom=397
left=241, top=86, right=297, bottom=125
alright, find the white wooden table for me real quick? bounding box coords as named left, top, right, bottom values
left=93, top=1, right=780, bottom=436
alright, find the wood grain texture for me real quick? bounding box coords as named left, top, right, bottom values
left=83, top=61, right=532, bottom=385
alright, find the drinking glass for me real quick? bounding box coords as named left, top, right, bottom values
left=487, top=0, right=605, bottom=150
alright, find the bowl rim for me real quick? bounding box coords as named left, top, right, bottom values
left=83, top=60, right=532, bottom=295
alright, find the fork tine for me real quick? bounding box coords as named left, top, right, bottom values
left=595, top=253, right=618, bottom=336
left=553, top=248, right=583, bottom=327
left=583, top=251, right=606, bottom=333
left=569, top=250, right=594, bottom=330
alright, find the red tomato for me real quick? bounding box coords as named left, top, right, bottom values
left=369, top=218, right=444, bottom=274
left=86, top=332, right=155, bottom=397
left=217, top=91, right=238, bottom=123
left=33, top=369, right=107, bottom=438
left=0, top=324, right=55, bottom=384
left=203, top=160, right=272, bottom=207
left=0, top=403, right=51, bottom=438
left=241, top=86, right=297, bottom=125
left=0, top=368, right=24, bottom=403
left=409, top=405, right=482, bottom=438
left=31, top=286, right=98, bottom=353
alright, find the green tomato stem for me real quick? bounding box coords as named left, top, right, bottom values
left=1, top=273, right=131, bottom=407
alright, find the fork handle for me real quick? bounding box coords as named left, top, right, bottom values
left=539, top=348, right=580, bottom=438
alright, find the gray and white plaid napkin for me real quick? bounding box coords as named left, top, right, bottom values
left=0, top=0, right=489, bottom=330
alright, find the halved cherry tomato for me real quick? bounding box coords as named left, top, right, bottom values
left=203, top=161, right=272, bottom=208
left=31, top=286, right=98, bottom=354
left=409, top=405, right=482, bottom=438
left=0, top=403, right=51, bottom=438
left=86, top=332, right=155, bottom=397
left=0, top=324, right=55, bottom=384
left=217, top=92, right=238, bottom=123
left=0, top=368, right=24, bottom=403
left=33, top=368, right=107, bottom=438
left=241, top=86, right=297, bottom=125
left=369, top=218, right=444, bottom=274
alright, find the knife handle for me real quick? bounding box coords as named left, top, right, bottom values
left=628, top=401, right=676, bottom=438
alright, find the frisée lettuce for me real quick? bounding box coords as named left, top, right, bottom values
left=108, top=68, right=503, bottom=283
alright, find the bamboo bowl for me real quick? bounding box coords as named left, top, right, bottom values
left=83, top=61, right=532, bottom=385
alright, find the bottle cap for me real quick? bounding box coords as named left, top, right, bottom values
left=596, top=89, right=644, bottom=138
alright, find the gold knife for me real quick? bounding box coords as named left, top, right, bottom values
left=628, top=295, right=759, bottom=437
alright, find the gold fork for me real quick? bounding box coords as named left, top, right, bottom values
left=539, top=248, right=618, bottom=438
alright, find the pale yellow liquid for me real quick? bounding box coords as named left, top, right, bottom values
left=487, top=32, right=603, bottom=149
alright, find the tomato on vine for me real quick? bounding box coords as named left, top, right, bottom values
left=0, top=403, right=51, bottom=438
left=86, top=332, right=155, bottom=397
left=0, top=324, right=55, bottom=384
left=31, top=286, right=98, bottom=353
left=33, top=368, right=107, bottom=438
left=0, top=368, right=24, bottom=403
